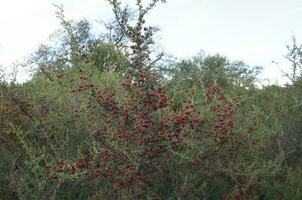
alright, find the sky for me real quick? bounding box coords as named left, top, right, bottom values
left=1, top=0, right=302, bottom=84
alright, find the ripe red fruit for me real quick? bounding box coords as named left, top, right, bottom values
left=50, top=175, right=58, bottom=181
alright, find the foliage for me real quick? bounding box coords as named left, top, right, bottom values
left=1, top=0, right=302, bottom=199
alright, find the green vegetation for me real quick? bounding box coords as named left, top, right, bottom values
left=1, top=1, right=302, bottom=199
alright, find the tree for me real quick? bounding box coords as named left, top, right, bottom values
left=284, top=36, right=302, bottom=82
left=28, top=4, right=128, bottom=80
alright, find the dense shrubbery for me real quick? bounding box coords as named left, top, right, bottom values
left=1, top=0, right=302, bottom=199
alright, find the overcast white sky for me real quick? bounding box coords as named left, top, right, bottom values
left=1, top=0, right=302, bottom=83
